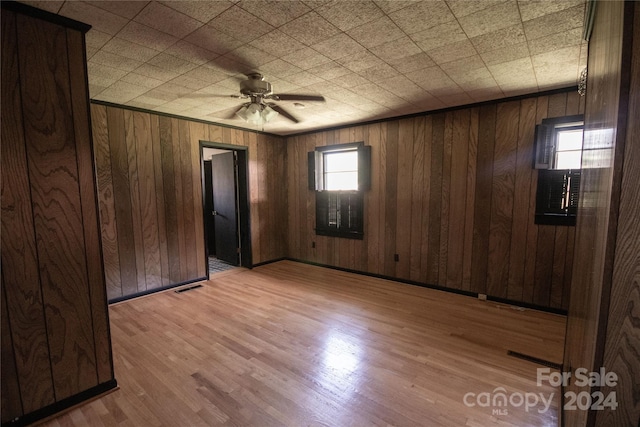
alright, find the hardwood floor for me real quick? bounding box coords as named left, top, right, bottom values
left=40, top=261, right=566, bottom=427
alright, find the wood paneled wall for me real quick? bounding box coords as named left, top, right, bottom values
left=599, top=6, right=640, bottom=424
left=286, top=90, right=583, bottom=311
left=1, top=7, right=114, bottom=424
left=564, top=2, right=640, bottom=426
left=91, top=104, right=288, bottom=301
left=599, top=5, right=640, bottom=425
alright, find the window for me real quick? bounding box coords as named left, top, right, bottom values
left=308, top=143, right=371, bottom=239
left=533, top=115, right=584, bottom=226
left=533, top=115, right=584, bottom=170
left=554, top=127, right=583, bottom=169
left=324, top=150, right=358, bottom=190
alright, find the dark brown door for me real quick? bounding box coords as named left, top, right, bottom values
left=211, top=151, right=239, bottom=265
left=203, top=160, right=215, bottom=255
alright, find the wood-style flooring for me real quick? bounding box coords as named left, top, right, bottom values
left=40, top=261, right=566, bottom=427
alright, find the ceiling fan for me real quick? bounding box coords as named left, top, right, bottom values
left=222, top=73, right=325, bottom=125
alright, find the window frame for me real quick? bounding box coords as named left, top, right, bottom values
left=322, top=148, right=359, bottom=191
left=533, top=115, right=584, bottom=226
left=308, top=142, right=371, bottom=239
left=553, top=125, right=584, bottom=170
left=533, top=114, right=584, bottom=170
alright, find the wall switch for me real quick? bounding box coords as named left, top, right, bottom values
left=478, top=293, right=487, bottom=301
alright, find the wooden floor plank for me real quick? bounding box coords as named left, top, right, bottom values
left=42, top=261, right=566, bottom=427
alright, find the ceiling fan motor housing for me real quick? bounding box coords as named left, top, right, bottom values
left=240, top=73, right=272, bottom=97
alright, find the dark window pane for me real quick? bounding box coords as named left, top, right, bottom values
left=535, top=169, right=580, bottom=226
left=315, top=191, right=363, bottom=239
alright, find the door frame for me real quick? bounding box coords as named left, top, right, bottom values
left=199, top=141, right=252, bottom=278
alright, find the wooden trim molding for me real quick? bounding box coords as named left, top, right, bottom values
left=1, top=380, right=117, bottom=427
left=91, top=100, right=281, bottom=138
left=107, top=277, right=208, bottom=304
left=1, top=1, right=91, bottom=33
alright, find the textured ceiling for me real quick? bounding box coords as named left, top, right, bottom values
left=22, top=0, right=587, bottom=135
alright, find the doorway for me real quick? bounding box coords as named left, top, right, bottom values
left=201, top=142, right=252, bottom=277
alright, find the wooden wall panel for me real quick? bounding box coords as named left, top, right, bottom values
left=172, top=119, right=188, bottom=281
left=1, top=5, right=115, bottom=423
left=179, top=120, right=198, bottom=280
left=439, top=113, right=453, bottom=284
left=92, top=105, right=122, bottom=298
left=427, top=115, right=444, bottom=285
left=470, top=104, right=496, bottom=295
left=124, top=110, right=148, bottom=292
left=302, top=135, right=313, bottom=263
left=533, top=93, right=570, bottom=307
left=461, top=109, right=478, bottom=291
left=287, top=136, right=300, bottom=263
left=286, top=90, right=582, bottom=310
left=1, top=10, right=56, bottom=415
left=446, top=109, right=470, bottom=289
left=160, top=117, right=182, bottom=285
left=409, top=117, right=425, bottom=282
left=92, top=105, right=288, bottom=300
left=564, top=2, right=640, bottom=426
left=507, top=99, right=536, bottom=301
left=108, top=107, right=139, bottom=297
left=486, top=101, right=518, bottom=298
left=522, top=96, right=548, bottom=303
left=274, top=136, right=289, bottom=260
left=1, top=284, right=23, bottom=423
left=563, top=3, right=628, bottom=424
left=66, top=28, right=112, bottom=385
left=396, top=118, right=414, bottom=279
left=248, top=126, right=263, bottom=263
left=419, top=117, right=433, bottom=282
left=189, top=122, right=207, bottom=278
left=255, top=134, right=267, bottom=263
left=133, top=112, right=162, bottom=289
left=18, top=13, right=98, bottom=400
left=597, top=5, right=640, bottom=425
left=151, top=114, right=171, bottom=286
left=384, top=121, right=399, bottom=277
left=365, top=124, right=380, bottom=274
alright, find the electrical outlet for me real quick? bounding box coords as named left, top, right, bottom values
left=478, top=293, right=487, bottom=301
left=394, top=254, right=399, bottom=262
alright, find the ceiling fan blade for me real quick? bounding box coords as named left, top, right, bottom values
left=269, top=104, right=299, bottom=123
left=213, top=105, right=245, bottom=120
left=271, top=94, right=326, bottom=102
left=180, top=94, right=243, bottom=99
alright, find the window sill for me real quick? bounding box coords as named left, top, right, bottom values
left=315, top=229, right=364, bottom=240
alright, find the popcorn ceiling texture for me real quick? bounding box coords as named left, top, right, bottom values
left=24, top=0, right=587, bottom=135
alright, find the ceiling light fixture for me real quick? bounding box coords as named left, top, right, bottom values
left=236, top=102, right=279, bottom=125
left=578, top=67, right=587, bottom=97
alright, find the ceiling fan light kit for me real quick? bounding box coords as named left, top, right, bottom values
left=236, top=102, right=279, bottom=125
left=221, top=73, right=325, bottom=126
